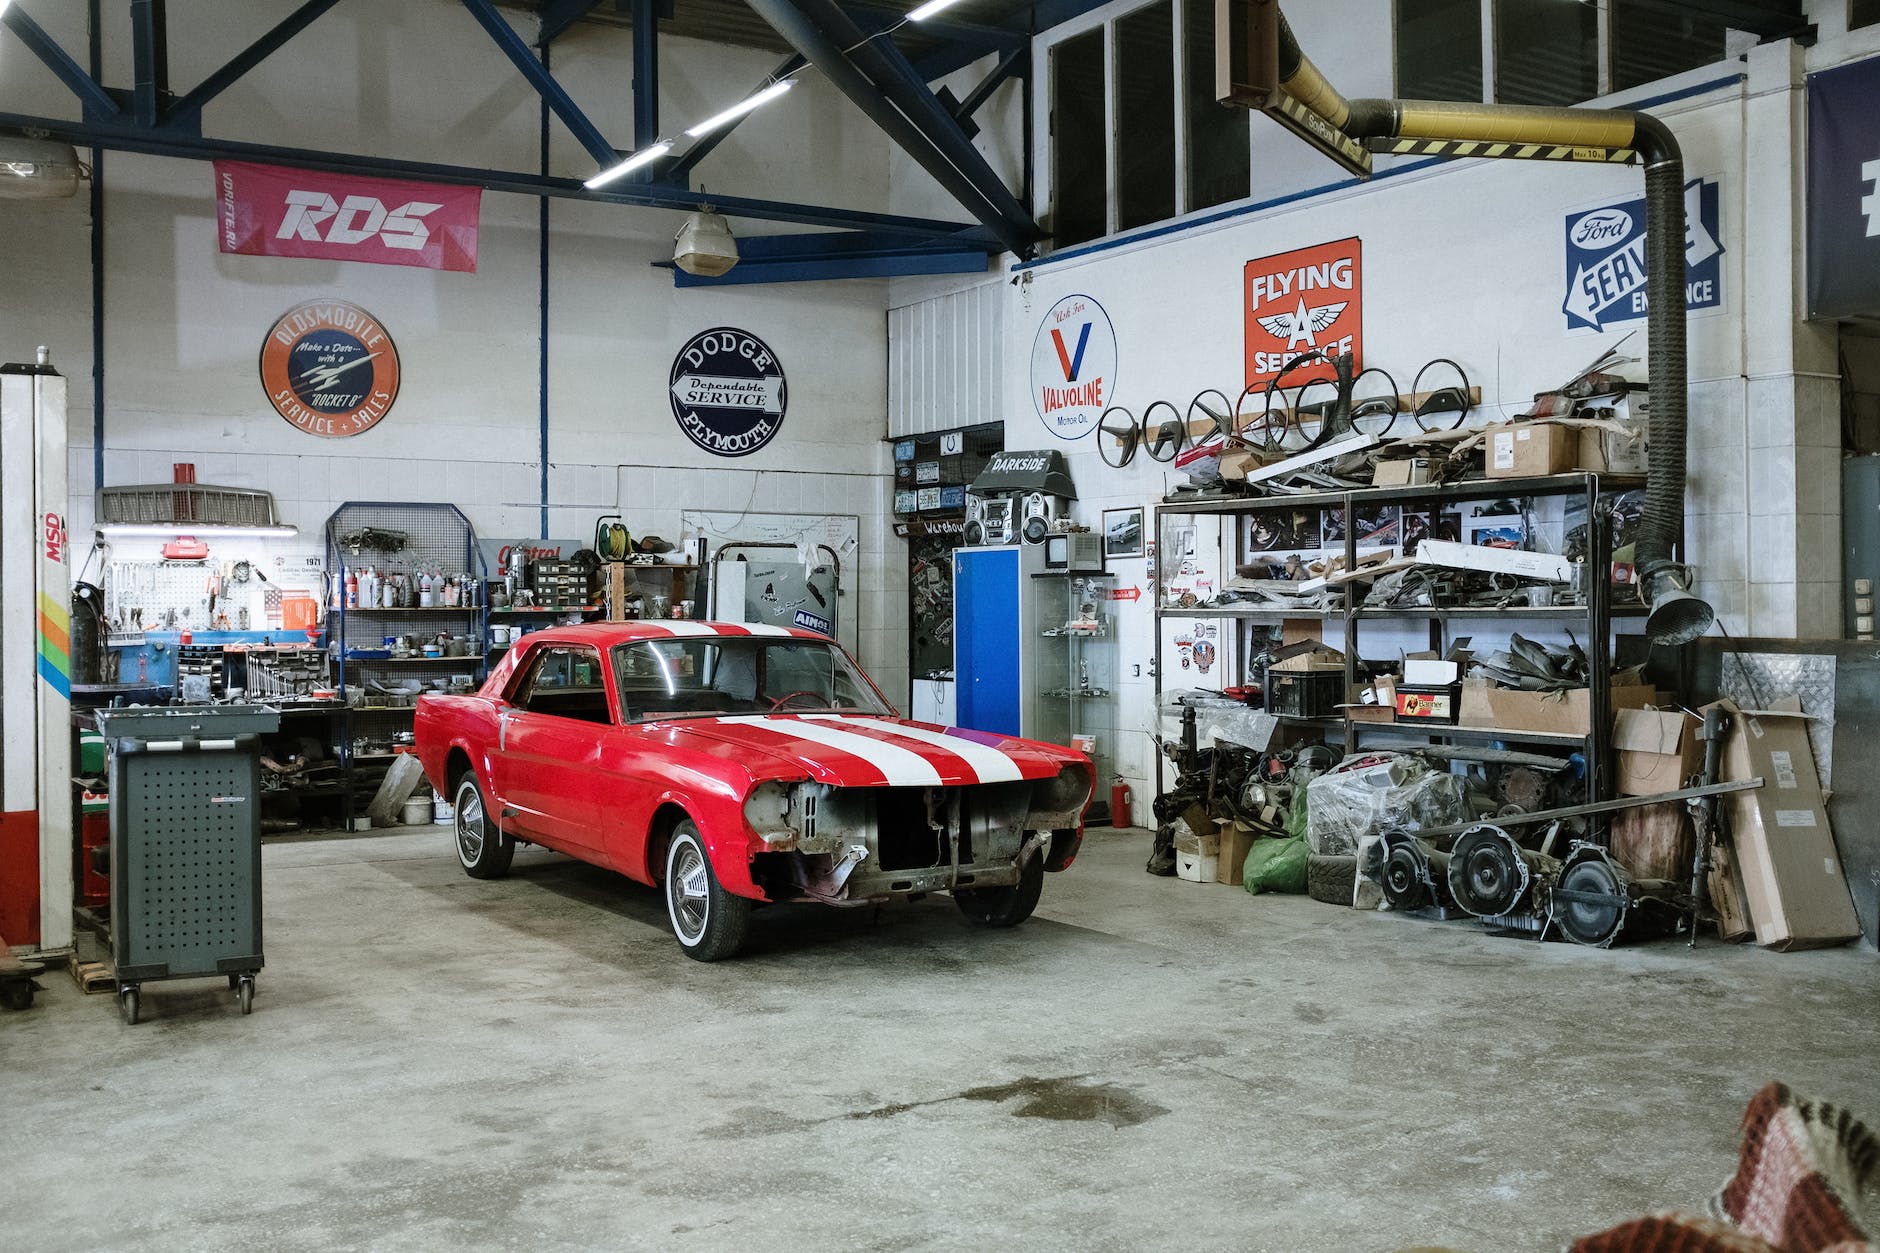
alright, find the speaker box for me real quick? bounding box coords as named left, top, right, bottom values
left=1020, top=492, right=1064, bottom=544
left=964, top=494, right=1013, bottom=546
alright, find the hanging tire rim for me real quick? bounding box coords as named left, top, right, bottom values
left=667, top=836, right=711, bottom=946
left=455, top=777, right=486, bottom=868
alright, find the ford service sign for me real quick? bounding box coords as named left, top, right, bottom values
left=1562, top=178, right=1723, bottom=332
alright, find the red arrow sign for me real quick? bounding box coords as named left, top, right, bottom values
left=1109, top=586, right=1142, bottom=602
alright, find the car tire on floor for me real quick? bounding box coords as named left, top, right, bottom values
left=1306, top=853, right=1358, bottom=906
left=454, top=774, right=514, bottom=880
left=954, top=850, right=1044, bottom=927
left=665, top=820, right=751, bottom=962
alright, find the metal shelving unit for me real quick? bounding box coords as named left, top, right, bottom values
left=324, top=503, right=486, bottom=811
left=1154, top=473, right=1644, bottom=804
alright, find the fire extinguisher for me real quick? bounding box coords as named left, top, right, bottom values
left=1110, top=776, right=1132, bottom=829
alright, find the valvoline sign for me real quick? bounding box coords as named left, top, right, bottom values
left=1030, top=294, right=1117, bottom=440
left=1563, top=178, right=1723, bottom=331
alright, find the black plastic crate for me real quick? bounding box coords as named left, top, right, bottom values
left=1264, top=668, right=1343, bottom=718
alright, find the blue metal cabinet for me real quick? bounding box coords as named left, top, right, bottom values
left=953, top=545, right=1032, bottom=737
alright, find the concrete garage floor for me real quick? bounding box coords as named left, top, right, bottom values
left=9, top=829, right=1877, bottom=1252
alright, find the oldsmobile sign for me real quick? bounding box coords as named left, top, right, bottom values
left=1563, top=178, right=1723, bottom=332
left=669, top=327, right=788, bottom=457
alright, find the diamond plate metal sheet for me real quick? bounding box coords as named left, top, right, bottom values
left=1718, top=653, right=1836, bottom=787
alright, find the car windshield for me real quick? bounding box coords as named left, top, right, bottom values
left=611, top=637, right=891, bottom=723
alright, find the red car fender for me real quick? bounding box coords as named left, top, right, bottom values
left=637, top=781, right=768, bottom=900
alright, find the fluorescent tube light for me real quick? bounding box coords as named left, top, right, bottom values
left=584, top=141, right=673, bottom=189
left=98, top=524, right=299, bottom=537
left=906, top=0, right=964, bottom=20
left=684, top=80, right=794, bottom=138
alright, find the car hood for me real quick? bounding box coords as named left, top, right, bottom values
left=661, top=714, right=1079, bottom=788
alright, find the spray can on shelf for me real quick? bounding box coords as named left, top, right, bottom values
left=1110, top=776, right=1132, bottom=830
left=345, top=569, right=358, bottom=609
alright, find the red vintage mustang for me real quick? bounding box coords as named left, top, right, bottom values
left=415, top=621, right=1092, bottom=960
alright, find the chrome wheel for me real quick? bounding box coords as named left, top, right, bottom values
left=455, top=778, right=485, bottom=867
left=668, top=839, right=710, bottom=944
left=663, top=821, right=750, bottom=961
left=453, top=774, right=513, bottom=879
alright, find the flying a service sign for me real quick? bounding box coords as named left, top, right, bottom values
left=1562, top=178, right=1723, bottom=332
left=1244, top=237, right=1363, bottom=390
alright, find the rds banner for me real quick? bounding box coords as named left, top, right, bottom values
left=1244, top=237, right=1363, bottom=390
left=1030, top=294, right=1117, bottom=440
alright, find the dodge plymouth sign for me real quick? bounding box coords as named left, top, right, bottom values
left=669, top=327, right=788, bottom=458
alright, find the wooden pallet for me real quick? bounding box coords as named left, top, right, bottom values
left=70, top=959, right=115, bottom=993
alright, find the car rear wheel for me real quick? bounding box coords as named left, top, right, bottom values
left=665, top=821, right=750, bottom=962
left=454, top=775, right=514, bottom=880
left=954, top=850, right=1044, bottom=928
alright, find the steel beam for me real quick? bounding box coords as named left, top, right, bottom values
left=791, top=0, right=1036, bottom=244
left=744, top=0, right=1038, bottom=256
left=664, top=53, right=804, bottom=182
left=460, top=0, right=619, bottom=167
left=953, top=47, right=1024, bottom=121
left=665, top=232, right=993, bottom=286
left=834, top=1, right=1025, bottom=53
left=164, top=0, right=341, bottom=128
left=0, top=108, right=998, bottom=244
left=535, top=0, right=605, bottom=45
left=0, top=5, right=120, bottom=120
left=130, top=0, right=169, bottom=127
left=631, top=0, right=658, bottom=149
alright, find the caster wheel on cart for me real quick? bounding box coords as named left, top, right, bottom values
left=119, top=986, right=140, bottom=1026
left=237, top=978, right=254, bottom=1015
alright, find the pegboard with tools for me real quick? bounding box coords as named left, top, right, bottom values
left=104, top=552, right=324, bottom=635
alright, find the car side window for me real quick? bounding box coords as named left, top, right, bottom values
left=511, top=645, right=611, bottom=724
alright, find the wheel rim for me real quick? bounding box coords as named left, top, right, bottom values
left=668, top=839, right=710, bottom=944
left=455, top=781, right=484, bottom=865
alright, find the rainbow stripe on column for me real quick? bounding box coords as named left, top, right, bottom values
left=37, top=591, right=70, bottom=700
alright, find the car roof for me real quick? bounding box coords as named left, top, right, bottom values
left=517, top=621, right=833, bottom=648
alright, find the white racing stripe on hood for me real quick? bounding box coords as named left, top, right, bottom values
left=805, top=716, right=1025, bottom=783
left=647, top=621, right=718, bottom=637
left=742, top=624, right=793, bottom=635
left=716, top=716, right=944, bottom=786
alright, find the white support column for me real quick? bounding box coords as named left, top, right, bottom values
left=1741, top=40, right=1844, bottom=637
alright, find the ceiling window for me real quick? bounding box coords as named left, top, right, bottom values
left=1049, top=30, right=1107, bottom=248
left=1184, top=0, right=1249, bottom=212
left=1115, top=1, right=1177, bottom=231
left=1495, top=0, right=1598, bottom=107
left=1611, top=0, right=1726, bottom=92
left=1395, top=0, right=1484, bottom=101
left=1041, top=0, right=1252, bottom=249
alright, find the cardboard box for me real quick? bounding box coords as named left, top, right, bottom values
left=1372, top=456, right=1436, bottom=487
left=1613, top=706, right=1704, bottom=796
left=1609, top=801, right=1693, bottom=880
left=1713, top=699, right=1861, bottom=950
left=1577, top=420, right=1648, bottom=474
left=1487, top=422, right=1577, bottom=479
left=1342, top=678, right=1396, bottom=724
left=1708, top=842, right=1754, bottom=941
left=1394, top=683, right=1460, bottom=723
left=1217, top=821, right=1257, bottom=886
left=1403, top=657, right=1459, bottom=686
left=1459, top=675, right=1656, bottom=736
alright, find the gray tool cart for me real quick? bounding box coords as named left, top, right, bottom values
left=95, top=705, right=281, bottom=1024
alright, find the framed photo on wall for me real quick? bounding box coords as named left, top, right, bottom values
left=1103, top=507, right=1145, bottom=560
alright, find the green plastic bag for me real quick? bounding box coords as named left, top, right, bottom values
left=1243, top=834, right=1309, bottom=895
left=1285, top=778, right=1310, bottom=839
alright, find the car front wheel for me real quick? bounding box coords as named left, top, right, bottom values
left=954, top=849, right=1044, bottom=928
left=454, top=774, right=514, bottom=880
left=665, top=821, right=751, bottom=961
